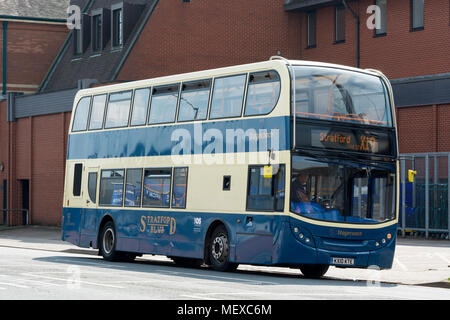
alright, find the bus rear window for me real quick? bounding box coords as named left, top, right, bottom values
left=244, top=71, right=280, bottom=116
left=72, top=97, right=91, bottom=132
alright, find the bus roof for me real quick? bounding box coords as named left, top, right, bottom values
left=73, top=57, right=385, bottom=102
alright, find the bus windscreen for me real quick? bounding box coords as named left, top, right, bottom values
left=293, top=66, right=393, bottom=127
left=290, top=156, right=396, bottom=224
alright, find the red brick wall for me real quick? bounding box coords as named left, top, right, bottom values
left=0, top=99, right=71, bottom=226
left=118, top=0, right=301, bottom=81
left=0, top=21, right=68, bottom=93
left=300, top=0, right=450, bottom=79
left=397, top=104, right=450, bottom=154
left=30, top=113, right=68, bottom=226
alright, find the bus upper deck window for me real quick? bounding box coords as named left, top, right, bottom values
left=178, top=79, right=211, bottom=122
left=105, top=91, right=132, bottom=129
left=130, top=88, right=151, bottom=126
left=72, top=97, right=91, bottom=132
left=148, top=84, right=180, bottom=125
left=244, top=71, right=280, bottom=116
left=89, top=94, right=107, bottom=130
left=209, top=74, right=246, bottom=119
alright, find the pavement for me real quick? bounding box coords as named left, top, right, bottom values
left=0, top=225, right=449, bottom=289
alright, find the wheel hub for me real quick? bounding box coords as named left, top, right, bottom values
left=212, top=236, right=226, bottom=260
left=103, top=228, right=115, bottom=254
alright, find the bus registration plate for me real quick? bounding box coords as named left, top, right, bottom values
left=331, top=257, right=354, bottom=265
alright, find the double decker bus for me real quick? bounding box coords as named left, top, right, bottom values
left=62, top=57, right=398, bottom=278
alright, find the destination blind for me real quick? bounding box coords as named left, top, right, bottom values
left=295, top=122, right=395, bottom=157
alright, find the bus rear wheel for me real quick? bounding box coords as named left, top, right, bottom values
left=99, top=221, right=123, bottom=261
left=208, top=225, right=238, bottom=272
left=299, top=264, right=329, bottom=279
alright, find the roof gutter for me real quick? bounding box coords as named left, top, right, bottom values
left=342, top=0, right=360, bottom=68
left=2, top=21, right=7, bottom=96
left=0, top=15, right=66, bottom=25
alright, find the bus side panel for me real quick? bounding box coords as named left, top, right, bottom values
left=61, top=207, right=82, bottom=246
left=79, top=209, right=99, bottom=248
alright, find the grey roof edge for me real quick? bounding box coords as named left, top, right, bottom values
left=0, top=15, right=66, bottom=23
left=390, top=72, right=450, bottom=85
left=110, top=0, right=159, bottom=81
left=38, top=0, right=96, bottom=93
left=284, top=0, right=340, bottom=11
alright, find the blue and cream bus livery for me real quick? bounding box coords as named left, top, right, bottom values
left=62, top=57, right=398, bottom=278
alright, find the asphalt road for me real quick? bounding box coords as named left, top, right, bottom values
left=0, top=238, right=448, bottom=300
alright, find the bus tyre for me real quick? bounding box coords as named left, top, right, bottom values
left=299, top=264, right=329, bottom=279
left=99, top=221, right=121, bottom=261
left=208, top=225, right=238, bottom=272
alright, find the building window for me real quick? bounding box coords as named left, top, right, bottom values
left=335, top=5, right=346, bottom=43
left=411, top=0, right=424, bottom=30
left=73, top=28, right=83, bottom=55
left=375, top=0, right=387, bottom=36
left=306, top=11, right=316, bottom=48
left=92, top=14, right=102, bottom=51
left=112, top=8, right=123, bottom=47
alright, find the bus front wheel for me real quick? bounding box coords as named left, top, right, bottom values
left=299, top=264, right=329, bottom=279
left=208, top=225, right=238, bottom=272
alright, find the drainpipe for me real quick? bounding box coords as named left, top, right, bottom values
left=2, top=21, right=7, bottom=95
left=342, top=0, right=360, bottom=68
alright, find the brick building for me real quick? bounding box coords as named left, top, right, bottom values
left=0, top=0, right=69, bottom=95
left=0, top=0, right=449, bottom=226
left=0, top=0, right=70, bottom=225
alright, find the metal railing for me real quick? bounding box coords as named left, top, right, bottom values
left=399, top=152, right=450, bottom=239
left=1, top=209, right=29, bottom=227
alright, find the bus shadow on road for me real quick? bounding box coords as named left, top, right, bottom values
left=33, top=254, right=399, bottom=289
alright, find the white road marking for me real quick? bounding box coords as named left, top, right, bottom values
left=22, top=273, right=125, bottom=289
left=155, top=269, right=278, bottom=285
left=394, top=257, right=409, bottom=271
left=0, top=282, right=29, bottom=289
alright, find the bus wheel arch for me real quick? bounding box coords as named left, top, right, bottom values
left=204, top=220, right=238, bottom=272
left=97, top=215, right=114, bottom=249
